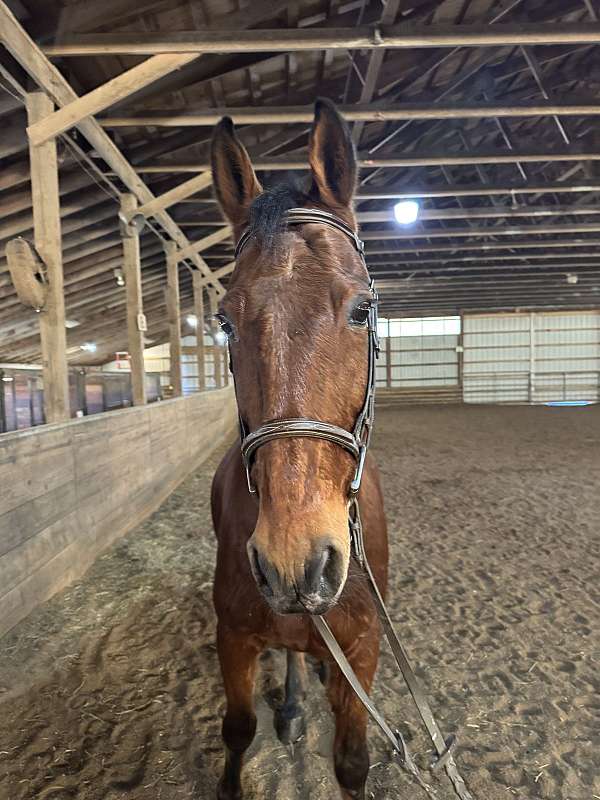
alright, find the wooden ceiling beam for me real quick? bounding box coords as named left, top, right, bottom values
left=360, top=206, right=600, bottom=222
left=27, top=53, right=201, bottom=147
left=354, top=181, right=600, bottom=199
left=43, top=23, right=600, bottom=57
left=1, top=167, right=95, bottom=218
left=366, top=239, right=600, bottom=254
left=129, top=147, right=600, bottom=172
left=361, top=222, right=600, bottom=240
left=369, top=252, right=600, bottom=266
left=375, top=263, right=600, bottom=277
left=176, top=205, right=600, bottom=226
left=177, top=226, right=232, bottom=261
left=375, top=279, right=600, bottom=297
left=99, top=101, right=600, bottom=128
left=0, top=189, right=113, bottom=243
left=0, top=2, right=224, bottom=293
left=130, top=172, right=213, bottom=221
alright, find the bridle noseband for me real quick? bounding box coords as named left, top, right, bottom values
left=230, top=207, right=379, bottom=497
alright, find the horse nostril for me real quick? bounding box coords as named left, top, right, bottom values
left=322, top=546, right=344, bottom=591
left=304, top=545, right=344, bottom=597
left=247, top=544, right=274, bottom=597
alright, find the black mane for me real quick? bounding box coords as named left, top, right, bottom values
left=247, top=179, right=309, bottom=252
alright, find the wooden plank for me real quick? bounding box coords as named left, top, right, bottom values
left=361, top=222, right=600, bottom=241
left=0, top=116, right=28, bottom=158
left=177, top=225, right=231, bottom=261
left=132, top=172, right=213, bottom=220
left=120, top=193, right=146, bottom=405
left=193, top=271, right=206, bottom=391
left=130, top=148, right=600, bottom=172
left=100, top=101, right=600, bottom=127
left=0, top=510, right=80, bottom=598
left=26, top=92, right=70, bottom=424
left=198, top=260, right=235, bottom=288
left=0, top=390, right=236, bottom=636
left=352, top=0, right=401, bottom=145
left=43, top=23, right=600, bottom=56
left=165, top=242, right=182, bottom=396
left=354, top=182, right=600, bottom=200
left=27, top=53, right=200, bottom=146
left=0, top=481, right=77, bottom=557
left=0, top=2, right=224, bottom=293
left=0, top=425, right=75, bottom=516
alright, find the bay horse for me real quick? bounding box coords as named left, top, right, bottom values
left=210, top=98, right=388, bottom=800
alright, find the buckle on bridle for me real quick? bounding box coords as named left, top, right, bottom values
left=348, top=496, right=365, bottom=566
left=350, top=445, right=367, bottom=495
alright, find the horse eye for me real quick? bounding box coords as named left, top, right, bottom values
left=350, top=301, right=371, bottom=326
left=215, top=313, right=235, bottom=338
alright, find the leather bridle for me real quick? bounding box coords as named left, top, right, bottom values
left=224, top=206, right=474, bottom=800
left=234, top=207, right=379, bottom=497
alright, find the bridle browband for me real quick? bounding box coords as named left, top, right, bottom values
left=234, top=207, right=365, bottom=261
left=226, top=206, right=474, bottom=800
left=233, top=207, right=379, bottom=496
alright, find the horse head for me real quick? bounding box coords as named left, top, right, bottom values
left=211, top=99, right=374, bottom=615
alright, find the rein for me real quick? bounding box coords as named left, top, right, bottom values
left=228, top=207, right=474, bottom=800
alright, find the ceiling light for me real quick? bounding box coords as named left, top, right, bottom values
left=80, top=342, right=97, bottom=353
left=65, top=319, right=80, bottom=329
left=394, top=200, right=420, bottom=225
left=186, top=314, right=198, bottom=328
left=566, top=273, right=579, bottom=285
left=113, top=268, right=125, bottom=287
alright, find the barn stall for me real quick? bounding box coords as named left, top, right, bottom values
left=0, top=1, right=599, bottom=799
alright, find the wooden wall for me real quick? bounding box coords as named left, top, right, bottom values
left=0, top=387, right=236, bottom=637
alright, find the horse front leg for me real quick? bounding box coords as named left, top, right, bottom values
left=326, top=633, right=380, bottom=800
left=216, top=624, right=261, bottom=800
left=275, top=650, right=307, bottom=744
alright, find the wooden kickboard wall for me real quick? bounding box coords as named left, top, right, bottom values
left=0, top=387, right=237, bottom=637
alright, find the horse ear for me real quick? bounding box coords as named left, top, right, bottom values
left=211, top=117, right=262, bottom=226
left=308, top=98, right=357, bottom=209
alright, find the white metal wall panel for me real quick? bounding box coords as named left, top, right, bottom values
left=386, top=334, right=459, bottom=387
left=463, top=314, right=530, bottom=403
left=463, top=311, right=600, bottom=403
left=532, top=313, right=600, bottom=402
left=376, top=345, right=387, bottom=388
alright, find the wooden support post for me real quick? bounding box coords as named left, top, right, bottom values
left=208, top=289, right=223, bottom=389
left=192, top=270, right=206, bottom=392
left=26, top=92, right=70, bottom=424
left=120, top=193, right=147, bottom=405
left=0, top=2, right=224, bottom=293
left=165, top=242, right=182, bottom=397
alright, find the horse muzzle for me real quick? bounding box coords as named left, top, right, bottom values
left=247, top=538, right=348, bottom=615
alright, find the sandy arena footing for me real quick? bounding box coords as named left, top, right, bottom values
left=0, top=404, right=599, bottom=800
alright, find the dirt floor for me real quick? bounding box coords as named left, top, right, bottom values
left=0, top=404, right=599, bottom=800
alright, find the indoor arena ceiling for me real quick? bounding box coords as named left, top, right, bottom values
left=2, top=0, right=600, bottom=364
